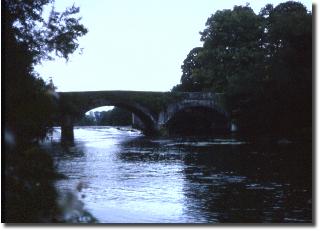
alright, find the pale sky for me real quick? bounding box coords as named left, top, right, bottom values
left=35, top=0, right=312, bottom=93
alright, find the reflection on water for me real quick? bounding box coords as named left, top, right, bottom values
left=43, top=126, right=312, bottom=223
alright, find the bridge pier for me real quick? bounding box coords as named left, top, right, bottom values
left=61, top=114, right=74, bottom=144
left=132, top=113, right=145, bottom=130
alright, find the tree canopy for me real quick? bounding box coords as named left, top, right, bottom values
left=4, top=0, right=88, bottom=63
left=172, top=1, right=312, bottom=138
left=4, top=0, right=88, bottom=144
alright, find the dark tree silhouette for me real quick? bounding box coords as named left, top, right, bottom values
left=172, top=1, right=312, bottom=138
left=3, top=0, right=90, bottom=223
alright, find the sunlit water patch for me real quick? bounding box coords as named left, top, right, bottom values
left=43, top=126, right=312, bottom=223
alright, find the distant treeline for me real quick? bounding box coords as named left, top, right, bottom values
left=76, top=107, right=132, bottom=126
left=172, top=1, right=312, bottom=139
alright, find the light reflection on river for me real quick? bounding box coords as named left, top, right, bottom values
left=44, top=126, right=312, bottom=223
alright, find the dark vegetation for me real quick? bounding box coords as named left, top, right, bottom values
left=172, top=1, right=312, bottom=140
left=166, top=107, right=229, bottom=135
left=3, top=0, right=312, bottom=223
left=3, top=0, right=94, bottom=222
left=76, top=107, right=132, bottom=126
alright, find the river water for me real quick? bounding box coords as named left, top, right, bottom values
left=43, top=126, right=312, bottom=223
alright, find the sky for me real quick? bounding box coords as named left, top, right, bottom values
left=35, top=0, right=312, bottom=93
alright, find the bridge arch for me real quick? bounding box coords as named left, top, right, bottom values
left=78, top=99, right=158, bottom=135
left=159, top=99, right=229, bottom=125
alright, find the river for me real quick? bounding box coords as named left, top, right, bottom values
left=43, top=126, right=312, bottom=223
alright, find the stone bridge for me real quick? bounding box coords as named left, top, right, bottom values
left=57, top=90, right=230, bottom=142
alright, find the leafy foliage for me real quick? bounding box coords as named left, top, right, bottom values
left=172, top=1, right=312, bottom=138
left=4, top=21, right=57, bottom=144
left=4, top=0, right=88, bottom=144
left=4, top=0, right=88, bottom=63
left=4, top=0, right=89, bottom=222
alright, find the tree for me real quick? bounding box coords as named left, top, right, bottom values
left=4, top=0, right=88, bottom=63
left=258, top=1, right=312, bottom=136
left=4, top=0, right=88, bottom=144
left=172, top=47, right=203, bottom=92
left=3, top=0, right=89, bottom=222
left=173, top=5, right=264, bottom=93
left=172, top=1, right=312, bottom=137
